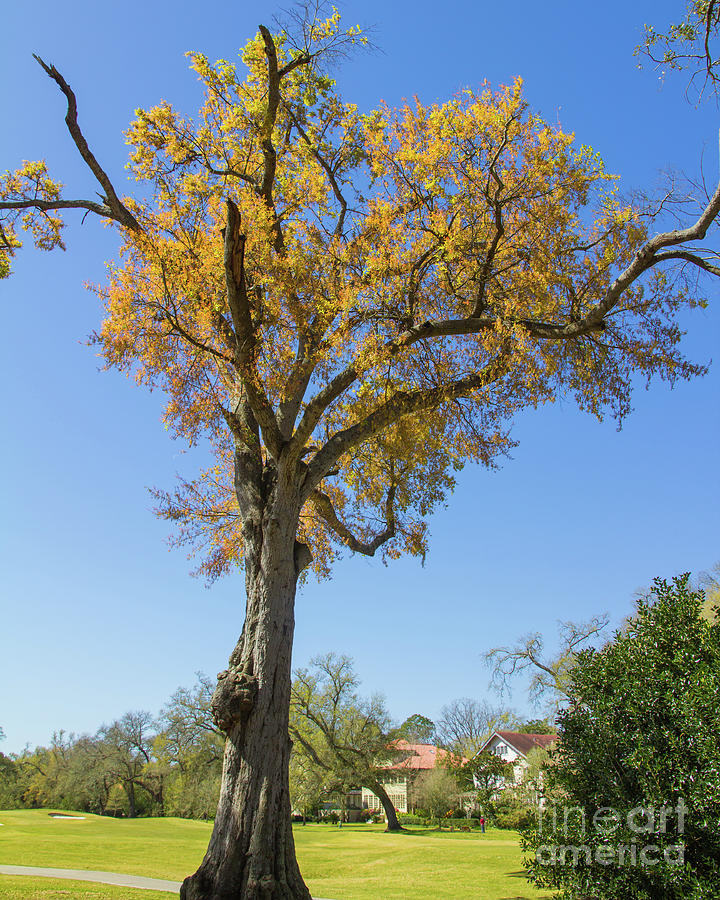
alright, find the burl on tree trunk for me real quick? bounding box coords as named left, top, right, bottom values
left=181, top=473, right=312, bottom=900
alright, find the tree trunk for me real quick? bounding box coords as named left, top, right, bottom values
left=125, top=780, right=136, bottom=818
left=181, top=470, right=312, bottom=900
left=370, top=780, right=403, bottom=832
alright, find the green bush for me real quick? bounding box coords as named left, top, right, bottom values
left=523, top=575, right=720, bottom=899
left=446, top=817, right=480, bottom=829
left=397, top=814, right=427, bottom=825
left=493, top=804, right=535, bottom=830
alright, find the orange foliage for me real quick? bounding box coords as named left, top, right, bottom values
left=1, top=13, right=712, bottom=579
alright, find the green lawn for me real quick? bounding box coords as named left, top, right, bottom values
left=0, top=875, right=171, bottom=900
left=0, top=809, right=553, bottom=899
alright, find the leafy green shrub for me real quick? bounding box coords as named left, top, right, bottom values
left=493, top=803, right=535, bottom=830
left=523, top=575, right=720, bottom=899
left=397, top=814, right=428, bottom=825
left=446, top=817, right=480, bottom=828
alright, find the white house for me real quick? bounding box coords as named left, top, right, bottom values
left=479, top=731, right=557, bottom=785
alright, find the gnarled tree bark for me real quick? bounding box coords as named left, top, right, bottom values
left=181, top=460, right=311, bottom=900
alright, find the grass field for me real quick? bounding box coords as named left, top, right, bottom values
left=0, top=809, right=553, bottom=899
left=0, top=875, right=171, bottom=900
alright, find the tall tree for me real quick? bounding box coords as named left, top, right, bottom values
left=290, top=653, right=402, bottom=831
left=413, top=767, right=460, bottom=827
left=392, top=714, right=437, bottom=744
left=445, top=748, right=513, bottom=809
left=2, top=6, right=720, bottom=897
left=156, top=674, right=225, bottom=819
left=97, top=711, right=162, bottom=817
left=515, top=718, right=556, bottom=734
left=435, top=698, right=513, bottom=756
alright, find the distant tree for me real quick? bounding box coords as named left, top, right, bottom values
left=290, top=653, right=402, bottom=831
left=515, top=718, right=556, bottom=734
left=524, top=575, right=720, bottom=898
left=486, top=615, right=609, bottom=710
left=14, top=733, right=74, bottom=809
left=158, top=673, right=223, bottom=760
left=97, top=711, right=162, bottom=817
left=56, top=735, right=116, bottom=814
left=0, top=732, right=20, bottom=809
left=155, top=674, right=224, bottom=819
left=699, top=561, right=720, bottom=620
left=446, top=749, right=513, bottom=810
left=392, top=714, right=436, bottom=744
left=288, top=749, right=325, bottom=824
left=435, top=698, right=513, bottom=756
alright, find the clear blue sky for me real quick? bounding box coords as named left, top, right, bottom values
left=1, top=0, right=718, bottom=753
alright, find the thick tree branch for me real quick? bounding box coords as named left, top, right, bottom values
left=291, top=308, right=604, bottom=458
left=258, top=26, right=282, bottom=208
left=582, top=180, right=720, bottom=329
left=706, top=0, right=718, bottom=77
left=31, top=55, right=140, bottom=232
left=0, top=198, right=116, bottom=217
left=302, top=349, right=511, bottom=497
left=652, top=248, right=720, bottom=276
left=277, top=330, right=321, bottom=440
left=223, top=198, right=283, bottom=459
left=310, top=484, right=396, bottom=555
left=292, top=364, right=359, bottom=452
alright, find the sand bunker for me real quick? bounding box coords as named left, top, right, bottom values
left=48, top=814, right=86, bottom=820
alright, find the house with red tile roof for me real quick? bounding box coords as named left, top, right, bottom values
left=361, top=740, right=459, bottom=814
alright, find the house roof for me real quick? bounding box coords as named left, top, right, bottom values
left=484, top=731, right=557, bottom=759
left=383, top=740, right=455, bottom=771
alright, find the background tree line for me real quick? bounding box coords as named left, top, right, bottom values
left=0, top=662, right=549, bottom=821
left=6, top=564, right=713, bottom=838
left=0, top=676, right=224, bottom=819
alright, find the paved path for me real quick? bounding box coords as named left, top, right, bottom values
left=0, top=864, right=334, bottom=898
left=0, top=864, right=181, bottom=891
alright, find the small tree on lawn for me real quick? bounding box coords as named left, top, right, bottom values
left=446, top=748, right=513, bottom=811
left=415, top=767, right=461, bottom=827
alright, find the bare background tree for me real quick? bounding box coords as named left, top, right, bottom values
left=485, top=615, right=610, bottom=710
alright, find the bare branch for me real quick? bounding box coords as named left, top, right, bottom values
left=31, top=56, right=140, bottom=232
